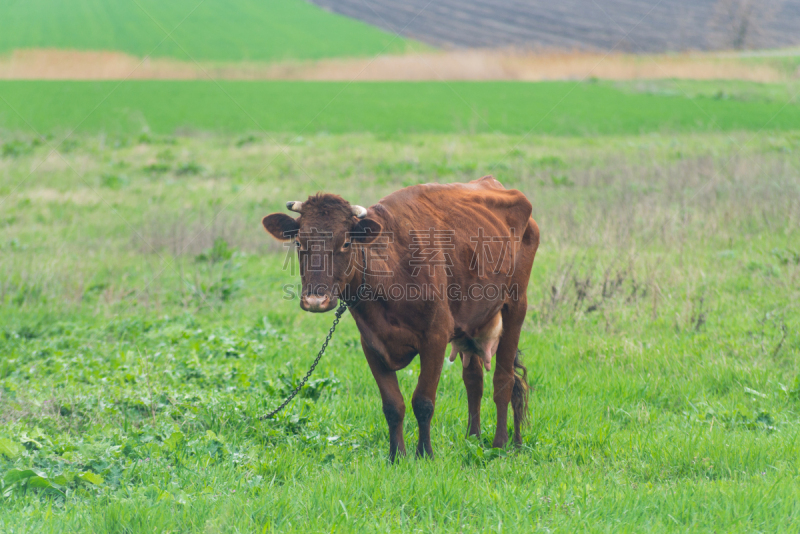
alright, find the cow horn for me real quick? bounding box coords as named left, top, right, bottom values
left=351, top=205, right=367, bottom=219
left=286, top=201, right=303, bottom=212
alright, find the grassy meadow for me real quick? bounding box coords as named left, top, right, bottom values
left=1, top=123, right=799, bottom=532
left=3, top=1, right=799, bottom=530
left=0, top=0, right=420, bottom=61
left=1, top=80, right=800, bottom=137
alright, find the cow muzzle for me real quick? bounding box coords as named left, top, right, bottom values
left=300, top=293, right=337, bottom=313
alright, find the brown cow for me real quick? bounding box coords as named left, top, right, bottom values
left=262, top=176, right=539, bottom=460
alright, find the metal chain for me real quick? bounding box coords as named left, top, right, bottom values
left=260, top=248, right=366, bottom=420
left=259, top=299, right=350, bottom=420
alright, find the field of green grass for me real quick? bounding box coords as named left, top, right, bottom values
left=1, top=125, right=799, bottom=531
left=1, top=80, right=799, bottom=137
left=0, top=0, right=419, bottom=61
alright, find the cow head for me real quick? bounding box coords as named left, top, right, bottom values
left=262, top=194, right=382, bottom=312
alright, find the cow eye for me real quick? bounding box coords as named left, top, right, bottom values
left=294, top=241, right=301, bottom=249
left=342, top=241, right=351, bottom=250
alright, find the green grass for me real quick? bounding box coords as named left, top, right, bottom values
left=1, top=129, right=799, bottom=532
left=616, top=78, right=800, bottom=104
left=1, top=80, right=799, bottom=137
left=0, top=0, right=421, bottom=61
left=737, top=48, right=800, bottom=78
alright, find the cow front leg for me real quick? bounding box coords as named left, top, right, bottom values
left=461, top=349, right=484, bottom=438
left=412, top=341, right=447, bottom=458
left=362, top=342, right=406, bottom=462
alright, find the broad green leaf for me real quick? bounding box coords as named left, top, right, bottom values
left=4, top=468, right=41, bottom=485
left=27, top=476, right=53, bottom=489
left=27, top=476, right=66, bottom=497
left=164, top=431, right=185, bottom=451
left=77, top=472, right=104, bottom=485
left=0, top=438, right=22, bottom=459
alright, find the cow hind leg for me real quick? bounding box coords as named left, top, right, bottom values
left=461, top=349, right=484, bottom=438
left=492, top=302, right=529, bottom=448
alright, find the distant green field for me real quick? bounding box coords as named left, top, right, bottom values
left=0, top=80, right=799, bottom=137
left=0, top=0, right=420, bottom=61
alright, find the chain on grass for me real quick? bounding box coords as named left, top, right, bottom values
left=259, top=299, right=349, bottom=420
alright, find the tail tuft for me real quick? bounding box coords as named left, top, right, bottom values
left=511, top=350, right=530, bottom=427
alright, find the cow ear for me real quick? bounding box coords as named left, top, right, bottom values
left=262, top=213, right=299, bottom=241
left=350, top=218, right=382, bottom=244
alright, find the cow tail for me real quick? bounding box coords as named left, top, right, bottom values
left=512, top=350, right=530, bottom=427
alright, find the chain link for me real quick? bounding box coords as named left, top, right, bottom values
left=259, top=299, right=350, bottom=420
